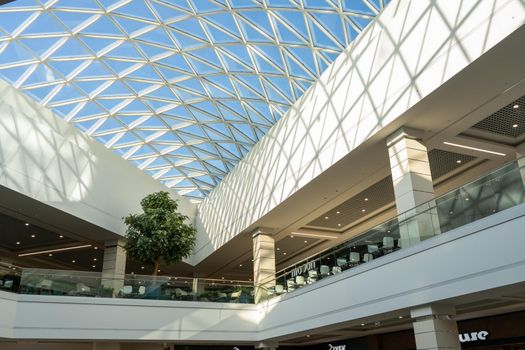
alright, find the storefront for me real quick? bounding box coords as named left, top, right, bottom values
left=310, top=310, right=525, bottom=350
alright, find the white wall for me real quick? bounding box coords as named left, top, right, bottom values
left=193, top=0, right=525, bottom=264
left=2, top=203, right=525, bottom=343
left=0, top=81, right=195, bottom=237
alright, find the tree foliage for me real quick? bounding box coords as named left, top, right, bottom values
left=123, top=191, right=196, bottom=274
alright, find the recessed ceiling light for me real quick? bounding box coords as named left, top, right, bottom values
left=398, top=316, right=404, bottom=319
left=94, top=246, right=98, bottom=250
left=48, top=253, right=53, bottom=257
left=16, top=241, right=20, bottom=245
left=513, top=104, right=519, bottom=109
left=59, top=235, right=64, bottom=238
left=361, top=323, right=365, bottom=326
left=157, top=269, right=161, bottom=273
left=456, top=159, right=462, bottom=164
left=92, top=265, right=96, bottom=268
left=290, top=235, right=294, bottom=238
left=306, top=335, right=310, bottom=338
left=276, top=247, right=280, bottom=251
left=361, top=209, right=366, bottom=212
left=324, top=216, right=329, bottom=220
left=141, top=266, right=145, bottom=270
left=239, top=264, right=243, bottom=267
left=72, top=260, right=76, bottom=263
left=283, top=252, right=287, bottom=255
left=93, top=258, right=97, bottom=261
left=337, top=224, right=341, bottom=227
left=364, top=198, right=369, bottom=201
left=30, top=234, right=35, bottom=238
left=513, top=124, right=519, bottom=128
left=465, top=197, right=469, bottom=201
left=25, top=223, right=29, bottom=227
left=336, top=211, right=340, bottom=214
left=304, top=240, right=308, bottom=243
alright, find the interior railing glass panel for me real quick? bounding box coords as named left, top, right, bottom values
left=258, top=159, right=525, bottom=300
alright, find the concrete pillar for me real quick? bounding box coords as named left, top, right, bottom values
left=253, top=227, right=276, bottom=303
left=411, top=304, right=461, bottom=350
left=101, top=239, right=126, bottom=297
left=387, top=128, right=440, bottom=247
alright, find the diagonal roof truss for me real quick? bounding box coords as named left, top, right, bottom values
left=0, top=0, right=387, bottom=201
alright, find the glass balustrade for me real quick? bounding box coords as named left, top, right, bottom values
left=0, top=159, right=524, bottom=304
left=257, top=159, right=525, bottom=301
left=14, top=268, right=254, bottom=303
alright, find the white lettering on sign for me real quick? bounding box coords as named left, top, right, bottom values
left=459, top=331, right=489, bottom=343
left=291, top=261, right=316, bottom=278
left=328, top=344, right=346, bottom=350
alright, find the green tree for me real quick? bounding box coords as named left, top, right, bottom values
left=123, top=191, right=197, bottom=276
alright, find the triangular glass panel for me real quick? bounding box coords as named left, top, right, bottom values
left=310, top=17, right=341, bottom=49
left=135, top=41, right=170, bottom=59
left=81, top=36, right=120, bottom=55
left=83, top=14, right=125, bottom=37
left=48, top=39, right=93, bottom=60
left=126, top=64, right=162, bottom=82
left=101, top=58, right=137, bottom=75
left=238, top=11, right=272, bottom=37
left=74, top=118, right=101, bottom=133
left=288, top=47, right=317, bottom=76
left=76, top=60, right=114, bottom=79
left=203, top=82, right=232, bottom=99
left=24, top=84, right=56, bottom=103
left=157, top=53, right=193, bottom=73
left=176, top=78, right=206, bottom=96
left=112, top=1, right=158, bottom=22
left=203, top=22, right=239, bottom=44
left=205, top=74, right=234, bottom=92
left=169, top=18, right=208, bottom=42
left=262, top=80, right=289, bottom=104
left=51, top=101, right=80, bottom=119
left=23, top=64, right=61, bottom=86
left=22, top=12, right=66, bottom=35
left=311, top=12, right=345, bottom=46
left=0, top=41, right=34, bottom=64
left=18, top=37, right=64, bottom=58
left=274, top=16, right=306, bottom=45
left=277, top=10, right=308, bottom=39
left=97, top=80, right=132, bottom=97
left=0, top=64, right=31, bottom=85
left=118, top=99, right=151, bottom=113
left=150, top=1, right=188, bottom=22
left=46, top=59, right=86, bottom=79
left=155, top=65, right=187, bottom=82
left=239, top=17, right=271, bottom=42
left=0, top=9, right=35, bottom=33
left=47, top=84, right=85, bottom=105
left=105, top=41, right=143, bottom=60
left=137, top=27, right=174, bottom=48
left=73, top=101, right=107, bottom=119
left=53, top=9, right=94, bottom=32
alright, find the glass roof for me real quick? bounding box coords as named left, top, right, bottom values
left=0, top=0, right=387, bottom=201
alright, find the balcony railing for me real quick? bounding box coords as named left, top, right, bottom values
left=1, top=159, right=524, bottom=304
left=258, top=158, right=525, bottom=300
left=0, top=266, right=254, bottom=303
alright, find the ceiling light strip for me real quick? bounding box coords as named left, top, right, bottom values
left=18, top=244, right=93, bottom=257
left=290, top=232, right=339, bottom=240
left=443, top=142, right=506, bottom=156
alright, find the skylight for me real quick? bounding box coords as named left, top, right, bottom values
left=0, top=0, right=387, bottom=201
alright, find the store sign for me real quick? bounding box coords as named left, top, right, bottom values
left=459, top=331, right=489, bottom=343
left=328, top=344, right=346, bottom=350
left=291, top=261, right=316, bottom=278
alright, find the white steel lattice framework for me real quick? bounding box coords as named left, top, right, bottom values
left=0, top=0, right=386, bottom=201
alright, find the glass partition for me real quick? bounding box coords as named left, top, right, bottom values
left=258, top=159, right=525, bottom=301
left=0, top=262, right=21, bottom=292
left=17, top=268, right=254, bottom=303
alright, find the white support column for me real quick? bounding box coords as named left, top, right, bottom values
left=411, top=304, right=461, bottom=350
left=101, top=239, right=126, bottom=297
left=387, top=128, right=440, bottom=247
left=253, top=227, right=276, bottom=303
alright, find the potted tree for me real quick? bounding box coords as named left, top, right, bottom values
left=123, top=191, right=197, bottom=281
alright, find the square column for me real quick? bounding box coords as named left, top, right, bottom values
left=253, top=228, right=276, bottom=303
left=387, top=128, right=440, bottom=247
left=411, top=304, right=461, bottom=350
left=101, top=239, right=127, bottom=297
